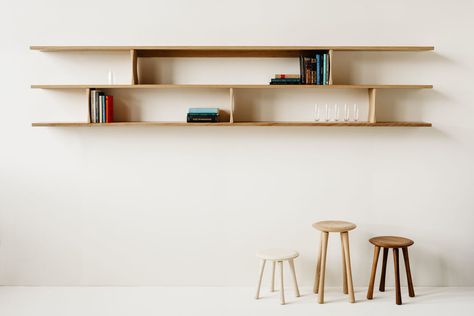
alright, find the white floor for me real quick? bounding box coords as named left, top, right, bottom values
left=0, top=286, right=473, bottom=316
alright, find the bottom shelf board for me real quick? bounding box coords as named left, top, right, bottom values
left=32, top=121, right=432, bottom=127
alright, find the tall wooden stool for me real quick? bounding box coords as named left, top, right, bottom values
left=255, top=249, right=300, bottom=305
left=367, top=236, right=415, bottom=305
left=312, top=220, right=357, bottom=304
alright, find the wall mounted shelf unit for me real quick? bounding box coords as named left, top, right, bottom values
left=31, top=45, right=434, bottom=127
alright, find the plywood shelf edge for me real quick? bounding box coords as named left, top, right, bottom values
left=32, top=121, right=432, bottom=127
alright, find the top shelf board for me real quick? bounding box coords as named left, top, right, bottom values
left=30, top=45, right=434, bottom=57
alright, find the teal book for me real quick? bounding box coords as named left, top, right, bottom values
left=188, top=108, right=219, bottom=115
left=322, top=54, right=327, bottom=85
left=101, top=95, right=106, bottom=123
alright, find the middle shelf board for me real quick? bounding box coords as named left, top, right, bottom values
left=31, top=84, right=433, bottom=89
left=32, top=121, right=432, bottom=127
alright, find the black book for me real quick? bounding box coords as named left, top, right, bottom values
left=187, top=114, right=219, bottom=123
left=299, top=56, right=305, bottom=84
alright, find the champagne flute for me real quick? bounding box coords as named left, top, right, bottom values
left=334, top=104, right=340, bottom=121
left=325, top=104, right=329, bottom=122
left=314, top=104, right=320, bottom=122
left=353, top=103, right=359, bottom=121
left=344, top=104, right=349, bottom=121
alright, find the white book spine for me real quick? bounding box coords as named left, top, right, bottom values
left=90, top=90, right=97, bottom=123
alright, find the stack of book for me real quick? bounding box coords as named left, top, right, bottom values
left=187, top=108, right=219, bottom=122
left=299, top=51, right=330, bottom=85
left=270, top=74, right=301, bottom=85
left=90, top=90, right=114, bottom=123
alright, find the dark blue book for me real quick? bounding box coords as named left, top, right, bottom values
left=270, top=78, right=300, bottom=84
left=101, top=95, right=106, bottom=123
left=316, top=53, right=322, bottom=85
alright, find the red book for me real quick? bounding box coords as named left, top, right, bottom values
left=106, top=96, right=114, bottom=123
left=274, top=74, right=300, bottom=79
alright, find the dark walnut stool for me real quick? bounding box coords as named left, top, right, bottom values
left=312, top=220, right=357, bottom=304
left=367, top=236, right=415, bottom=305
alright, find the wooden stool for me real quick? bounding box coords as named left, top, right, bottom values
left=367, top=236, right=415, bottom=305
left=255, top=249, right=300, bottom=305
left=312, top=220, right=357, bottom=304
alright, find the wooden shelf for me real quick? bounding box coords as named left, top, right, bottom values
left=31, top=84, right=433, bottom=90
left=31, top=44, right=434, bottom=127
left=32, top=121, right=432, bottom=127
left=30, top=45, right=434, bottom=57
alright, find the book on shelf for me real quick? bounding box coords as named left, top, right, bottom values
left=188, top=107, right=219, bottom=115
left=187, top=107, right=220, bottom=123
left=90, top=90, right=114, bottom=123
left=299, top=56, right=305, bottom=84
left=106, top=96, right=114, bottom=123
left=186, top=114, right=219, bottom=122
left=274, top=74, right=300, bottom=79
left=270, top=78, right=300, bottom=85
left=316, top=54, right=322, bottom=85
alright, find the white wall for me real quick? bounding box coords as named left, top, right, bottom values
left=0, top=0, right=473, bottom=287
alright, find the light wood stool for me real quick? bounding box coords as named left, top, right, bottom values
left=312, top=220, right=357, bottom=304
left=367, top=236, right=415, bottom=305
left=255, top=249, right=300, bottom=305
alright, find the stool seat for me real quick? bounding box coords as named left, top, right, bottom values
left=257, top=248, right=299, bottom=261
left=312, top=220, right=357, bottom=232
left=369, top=236, right=414, bottom=248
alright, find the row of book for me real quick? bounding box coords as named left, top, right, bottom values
left=187, top=108, right=219, bottom=122
left=89, top=90, right=114, bottom=123
left=300, top=52, right=331, bottom=85
left=269, top=51, right=331, bottom=85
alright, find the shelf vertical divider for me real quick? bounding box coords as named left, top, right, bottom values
left=368, top=88, right=377, bottom=123
left=229, top=88, right=235, bottom=123
left=86, top=88, right=91, bottom=123
left=131, top=49, right=139, bottom=85
left=329, top=49, right=334, bottom=85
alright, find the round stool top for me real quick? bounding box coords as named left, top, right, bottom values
left=312, top=220, right=357, bottom=232
left=256, top=248, right=299, bottom=261
left=369, top=236, right=414, bottom=248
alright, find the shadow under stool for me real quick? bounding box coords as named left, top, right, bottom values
left=312, top=220, right=357, bottom=304
left=367, top=236, right=415, bottom=305
left=255, top=249, right=300, bottom=305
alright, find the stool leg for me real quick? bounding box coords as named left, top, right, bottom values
left=367, top=246, right=380, bottom=299
left=402, top=247, right=415, bottom=297
left=288, top=259, right=300, bottom=297
left=318, top=231, right=329, bottom=304
left=313, top=237, right=322, bottom=294
left=393, top=248, right=402, bottom=305
left=340, top=233, right=348, bottom=294
left=271, top=261, right=276, bottom=292
left=255, top=259, right=266, bottom=299
left=279, top=261, right=285, bottom=305
left=341, top=232, right=355, bottom=303
left=379, top=248, right=389, bottom=292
